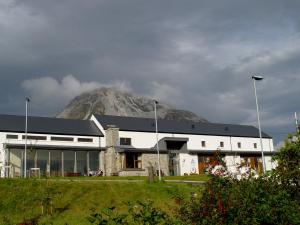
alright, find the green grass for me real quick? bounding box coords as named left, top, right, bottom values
left=39, top=174, right=209, bottom=181
left=0, top=178, right=204, bottom=224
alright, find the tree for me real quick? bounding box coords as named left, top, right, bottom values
left=273, top=132, right=300, bottom=200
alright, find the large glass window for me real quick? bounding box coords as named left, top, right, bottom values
left=37, top=150, right=49, bottom=177
left=77, top=151, right=87, bottom=176
left=64, top=151, right=75, bottom=176
left=89, top=151, right=100, bottom=171
left=9, top=149, right=23, bottom=177
left=125, top=152, right=142, bottom=169
left=50, top=150, right=62, bottom=176
left=27, top=148, right=38, bottom=171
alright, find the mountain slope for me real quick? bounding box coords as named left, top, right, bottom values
left=56, top=87, right=208, bottom=123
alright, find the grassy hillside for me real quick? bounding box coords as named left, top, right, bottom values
left=0, top=177, right=205, bottom=224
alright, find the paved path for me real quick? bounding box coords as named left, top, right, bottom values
left=39, top=179, right=145, bottom=182
left=37, top=179, right=207, bottom=184
left=164, top=180, right=206, bottom=185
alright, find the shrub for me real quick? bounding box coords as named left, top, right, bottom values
left=87, top=201, right=180, bottom=225
left=179, top=175, right=300, bottom=225
left=273, top=132, right=300, bottom=201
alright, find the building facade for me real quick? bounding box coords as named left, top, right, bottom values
left=0, top=114, right=275, bottom=178
left=0, top=115, right=103, bottom=177
left=91, top=115, right=274, bottom=176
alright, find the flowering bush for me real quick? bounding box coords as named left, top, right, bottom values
left=207, top=150, right=258, bottom=180
left=179, top=135, right=300, bottom=225
left=179, top=175, right=300, bottom=225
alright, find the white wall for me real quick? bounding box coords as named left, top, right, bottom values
left=0, top=141, right=4, bottom=177
left=178, top=153, right=199, bottom=175
left=0, top=132, right=100, bottom=148
left=90, top=115, right=106, bottom=147
left=117, top=130, right=274, bottom=152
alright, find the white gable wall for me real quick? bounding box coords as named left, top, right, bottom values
left=90, top=115, right=106, bottom=147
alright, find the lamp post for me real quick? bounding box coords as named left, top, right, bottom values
left=295, top=112, right=299, bottom=133
left=252, top=76, right=266, bottom=174
left=154, top=100, right=162, bottom=181
left=24, top=97, right=30, bottom=178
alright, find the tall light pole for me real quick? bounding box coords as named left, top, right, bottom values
left=24, top=97, right=30, bottom=178
left=295, top=112, right=299, bottom=133
left=252, top=76, right=266, bottom=174
left=154, top=100, right=162, bottom=181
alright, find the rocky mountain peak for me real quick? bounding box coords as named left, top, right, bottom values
left=56, top=87, right=208, bottom=123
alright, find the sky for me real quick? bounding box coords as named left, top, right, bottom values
left=1, top=0, right=300, bottom=145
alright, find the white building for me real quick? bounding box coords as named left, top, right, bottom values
left=0, top=114, right=275, bottom=177
left=91, top=115, right=274, bottom=176
left=0, top=115, right=103, bottom=177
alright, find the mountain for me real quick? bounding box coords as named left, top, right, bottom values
left=56, top=87, right=208, bottom=123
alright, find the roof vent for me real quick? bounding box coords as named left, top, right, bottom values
left=225, top=126, right=229, bottom=131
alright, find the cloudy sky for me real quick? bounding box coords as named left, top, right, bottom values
left=1, top=0, right=300, bottom=144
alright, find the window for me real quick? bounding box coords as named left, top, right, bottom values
left=51, top=136, right=74, bottom=142
left=201, top=141, right=206, bottom=147
left=6, top=134, right=18, bottom=139
left=22, top=135, right=47, bottom=140
left=220, top=142, right=224, bottom=147
left=120, top=138, right=131, bottom=145
left=237, top=142, right=241, bottom=148
left=78, top=138, right=93, bottom=143
left=254, top=143, right=257, bottom=149
left=125, top=152, right=142, bottom=169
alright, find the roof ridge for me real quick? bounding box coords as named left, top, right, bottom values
left=93, top=114, right=256, bottom=128
left=0, top=114, right=89, bottom=122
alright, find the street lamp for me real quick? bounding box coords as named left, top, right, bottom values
left=154, top=100, right=162, bottom=181
left=24, top=97, right=30, bottom=178
left=251, top=76, right=266, bottom=174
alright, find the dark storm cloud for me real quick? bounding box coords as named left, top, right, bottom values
left=1, top=0, right=300, bottom=144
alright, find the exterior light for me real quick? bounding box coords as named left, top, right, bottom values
left=154, top=100, right=161, bottom=181
left=251, top=76, right=266, bottom=173
left=24, top=97, right=30, bottom=178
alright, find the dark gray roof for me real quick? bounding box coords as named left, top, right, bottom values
left=0, top=114, right=103, bottom=136
left=94, top=114, right=271, bottom=138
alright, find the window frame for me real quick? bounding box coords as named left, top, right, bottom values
left=120, top=137, right=132, bottom=146
left=220, top=141, right=224, bottom=148
left=6, top=134, right=18, bottom=140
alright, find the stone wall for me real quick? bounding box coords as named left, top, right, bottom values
left=142, top=153, right=169, bottom=176
left=103, top=126, right=170, bottom=177
left=104, top=126, right=119, bottom=176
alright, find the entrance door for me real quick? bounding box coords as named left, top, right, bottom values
left=168, top=153, right=179, bottom=176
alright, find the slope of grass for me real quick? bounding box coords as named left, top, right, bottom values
left=0, top=178, right=203, bottom=224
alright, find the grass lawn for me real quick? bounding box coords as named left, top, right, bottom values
left=0, top=178, right=205, bottom=224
